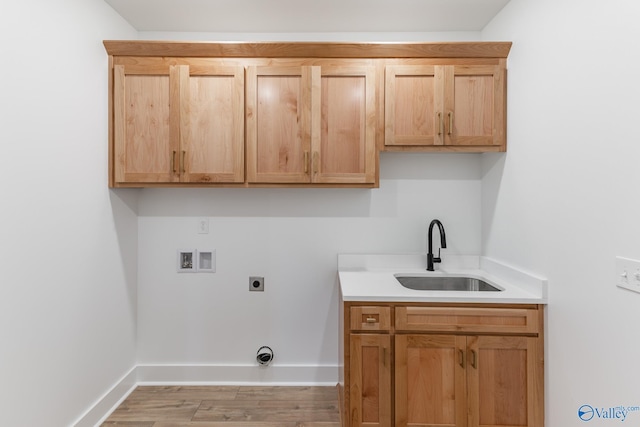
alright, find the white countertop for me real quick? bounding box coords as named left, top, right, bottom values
left=338, top=254, right=547, bottom=304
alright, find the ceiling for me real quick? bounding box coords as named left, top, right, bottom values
left=104, top=0, right=510, bottom=34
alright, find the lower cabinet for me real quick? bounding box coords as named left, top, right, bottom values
left=394, top=334, right=466, bottom=427
left=395, top=334, right=541, bottom=427
left=341, top=303, right=544, bottom=427
left=350, top=334, right=391, bottom=427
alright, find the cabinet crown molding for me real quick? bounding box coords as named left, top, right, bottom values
left=103, top=40, right=512, bottom=59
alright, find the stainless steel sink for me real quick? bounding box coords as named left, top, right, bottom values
left=394, top=275, right=502, bottom=292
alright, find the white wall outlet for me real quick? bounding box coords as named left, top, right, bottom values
left=616, top=256, right=640, bottom=294
left=197, top=218, right=209, bottom=234
left=198, top=250, right=216, bottom=273
left=177, top=249, right=197, bottom=273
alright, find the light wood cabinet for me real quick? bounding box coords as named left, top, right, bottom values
left=113, top=64, right=174, bottom=183
left=246, top=65, right=376, bottom=185
left=346, top=306, right=392, bottom=427
left=246, top=66, right=311, bottom=184
left=105, top=41, right=511, bottom=187
left=385, top=64, right=506, bottom=152
left=350, top=334, right=392, bottom=427
left=181, top=64, right=245, bottom=183
left=395, top=334, right=467, bottom=427
left=317, top=66, right=377, bottom=184
left=112, top=60, right=244, bottom=185
left=395, top=334, right=540, bottom=427
left=467, top=335, right=541, bottom=427
left=340, top=303, right=544, bottom=427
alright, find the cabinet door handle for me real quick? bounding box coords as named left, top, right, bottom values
left=180, top=150, right=186, bottom=173
left=304, top=151, right=309, bottom=174
left=448, top=112, right=454, bottom=135
left=470, top=349, right=477, bottom=369
left=437, top=112, right=443, bottom=136
left=458, top=349, right=465, bottom=367
left=313, top=152, right=319, bottom=174
left=171, top=150, right=177, bottom=173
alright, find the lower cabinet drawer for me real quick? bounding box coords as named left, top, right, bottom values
left=350, top=306, right=391, bottom=331
left=395, top=306, right=540, bottom=334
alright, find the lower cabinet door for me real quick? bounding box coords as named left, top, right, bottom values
left=467, top=335, right=542, bottom=427
left=350, top=334, right=391, bottom=427
left=395, top=335, right=468, bottom=427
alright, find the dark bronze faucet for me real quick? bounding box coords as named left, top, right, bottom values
left=427, top=219, right=447, bottom=271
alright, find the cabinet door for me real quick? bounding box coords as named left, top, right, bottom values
left=350, top=334, right=391, bottom=427
left=113, top=64, right=179, bottom=183
left=246, top=66, right=312, bottom=183
left=466, top=336, right=542, bottom=427
left=395, top=335, right=467, bottom=427
left=181, top=65, right=245, bottom=183
left=314, top=66, right=376, bottom=184
left=443, top=65, right=505, bottom=148
left=385, top=65, right=443, bottom=147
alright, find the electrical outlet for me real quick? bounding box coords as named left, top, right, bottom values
left=249, top=276, right=264, bottom=292
left=197, top=218, right=209, bottom=234
left=616, top=256, right=640, bottom=294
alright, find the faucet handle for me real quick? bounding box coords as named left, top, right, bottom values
left=433, top=248, right=442, bottom=263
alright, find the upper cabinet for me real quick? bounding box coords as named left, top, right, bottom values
left=181, top=64, right=245, bottom=183
left=385, top=64, right=506, bottom=151
left=104, top=41, right=511, bottom=187
left=112, top=60, right=244, bottom=185
left=246, top=65, right=376, bottom=185
left=318, top=66, right=376, bottom=184
left=246, top=66, right=311, bottom=184
left=113, top=63, right=174, bottom=184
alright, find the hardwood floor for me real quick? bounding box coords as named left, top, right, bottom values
left=102, top=386, right=341, bottom=427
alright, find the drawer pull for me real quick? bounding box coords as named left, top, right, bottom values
left=351, top=307, right=389, bottom=331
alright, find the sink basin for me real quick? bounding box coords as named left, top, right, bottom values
left=395, top=275, right=502, bottom=292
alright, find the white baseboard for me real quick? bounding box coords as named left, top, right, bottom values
left=74, top=364, right=339, bottom=426
left=72, top=366, right=137, bottom=427
left=137, top=363, right=338, bottom=385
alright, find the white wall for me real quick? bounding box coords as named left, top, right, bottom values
left=137, top=153, right=484, bottom=378
left=0, top=0, right=138, bottom=425
left=482, top=1, right=640, bottom=425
